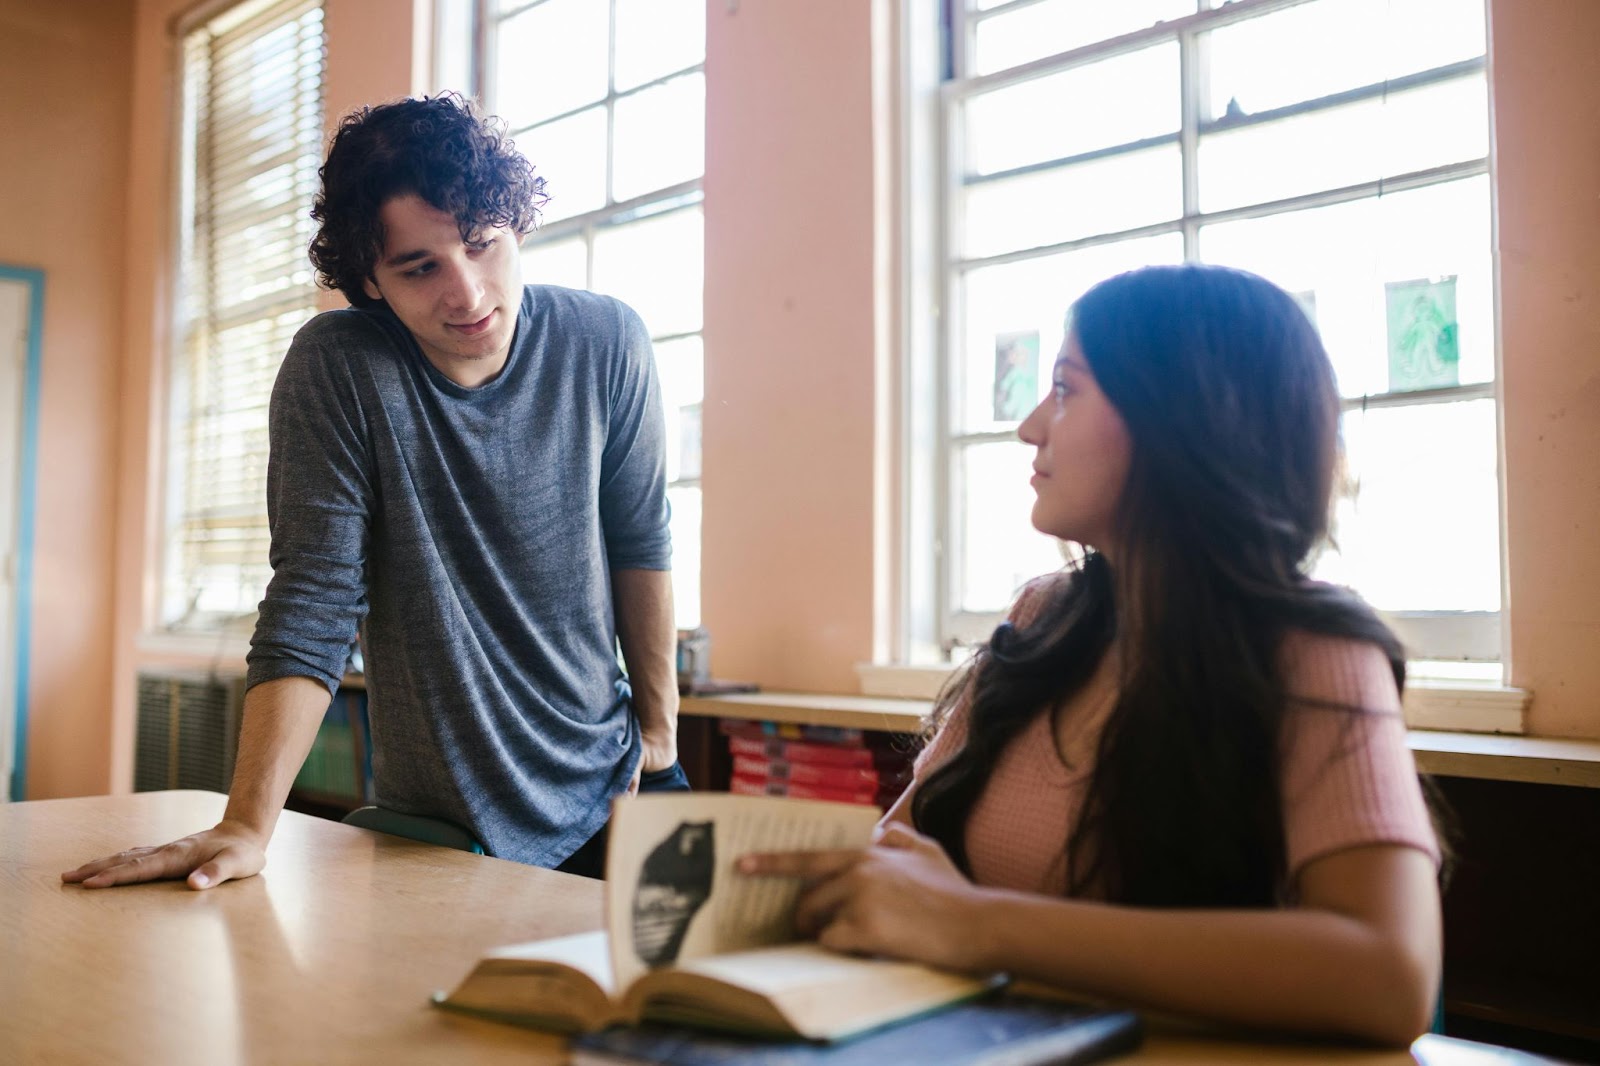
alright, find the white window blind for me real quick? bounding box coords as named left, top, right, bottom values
left=164, top=0, right=326, bottom=631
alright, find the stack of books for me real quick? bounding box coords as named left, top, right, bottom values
left=721, top=720, right=914, bottom=810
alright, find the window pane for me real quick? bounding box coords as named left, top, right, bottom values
left=957, top=442, right=1070, bottom=612
left=517, top=106, right=608, bottom=223
left=592, top=206, right=703, bottom=337
left=1198, top=75, right=1486, bottom=213
left=615, top=0, right=704, bottom=91
left=1198, top=175, right=1492, bottom=397
left=613, top=72, right=705, bottom=202
left=433, top=0, right=475, bottom=95
left=962, top=144, right=1180, bottom=260
left=971, top=0, right=1195, bottom=76
left=668, top=485, right=701, bottom=629
left=654, top=334, right=704, bottom=409
left=520, top=234, right=588, bottom=291
left=965, top=43, right=1178, bottom=176
left=1206, top=0, right=1486, bottom=119
left=654, top=335, right=703, bottom=483
left=1314, top=399, right=1501, bottom=614
left=495, top=0, right=608, bottom=127
left=959, top=234, right=1183, bottom=434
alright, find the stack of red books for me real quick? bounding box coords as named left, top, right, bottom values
left=721, top=720, right=915, bottom=810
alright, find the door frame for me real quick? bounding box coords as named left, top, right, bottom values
left=0, top=265, right=43, bottom=802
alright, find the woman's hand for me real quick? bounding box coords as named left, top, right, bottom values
left=738, top=822, right=992, bottom=972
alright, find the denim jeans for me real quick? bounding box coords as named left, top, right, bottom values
left=555, top=759, right=691, bottom=880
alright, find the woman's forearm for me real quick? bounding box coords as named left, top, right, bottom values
left=962, top=886, right=1436, bottom=1046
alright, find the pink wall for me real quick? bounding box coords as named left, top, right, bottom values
left=701, top=0, right=884, bottom=693
left=0, top=0, right=133, bottom=798
left=108, top=0, right=193, bottom=799
left=105, top=0, right=428, bottom=794
left=1491, top=0, right=1600, bottom=738
left=323, top=0, right=429, bottom=159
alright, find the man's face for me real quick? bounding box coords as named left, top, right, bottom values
left=362, top=194, right=523, bottom=388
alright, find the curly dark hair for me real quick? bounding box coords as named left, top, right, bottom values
left=308, top=92, right=548, bottom=307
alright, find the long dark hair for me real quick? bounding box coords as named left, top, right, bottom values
left=912, top=264, right=1413, bottom=908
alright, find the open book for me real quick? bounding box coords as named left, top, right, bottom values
left=433, top=793, right=992, bottom=1041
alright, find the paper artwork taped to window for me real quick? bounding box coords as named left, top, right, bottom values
left=993, top=330, right=1040, bottom=422
left=1385, top=276, right=1459, bottom=392
left=1291, top=290, right=1319, bottom=331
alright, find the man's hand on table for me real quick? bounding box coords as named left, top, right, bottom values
left=62, top=819, right=269, bottom=890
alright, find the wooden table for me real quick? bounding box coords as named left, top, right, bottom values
left=0, top=791, right=1563, bottom=1065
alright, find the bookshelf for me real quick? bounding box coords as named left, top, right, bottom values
left=676, top=693, right=927, bottom=806
left=681, top=692, right=930, bottom=734
left=284, top=680, right=371, bottom=818
left=685, top=693, right=1600, bottom=789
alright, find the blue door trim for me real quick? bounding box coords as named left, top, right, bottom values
left=1, top=265, right=43, bottom=802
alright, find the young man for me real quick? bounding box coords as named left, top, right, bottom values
left=65, top=94, right=680, bottom=888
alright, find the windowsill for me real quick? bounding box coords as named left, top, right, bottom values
left=1406, top=730, right=1600, bottom=788
left=682, top=687, right=1600, bottom=789
left=134, top=632, right=370, bottom=691
left=134, top=630, right=252, bottom=673
left=856, top=662, right=1530, bottom=735
left=680, top=691, right=932, bottom=733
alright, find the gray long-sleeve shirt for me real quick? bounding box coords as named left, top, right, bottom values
left=246, top=285, right=672, bottom=866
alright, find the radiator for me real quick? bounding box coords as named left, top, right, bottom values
left=133, top=672, right=248, bottom=793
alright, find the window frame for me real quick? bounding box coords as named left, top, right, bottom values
left=933, top=0, right=1501, bottom=664
left=465, top=0, right=707, bottom=627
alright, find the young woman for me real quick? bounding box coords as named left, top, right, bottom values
left=740, top=264, right=1443, bottom=1047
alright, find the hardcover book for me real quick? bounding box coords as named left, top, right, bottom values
left=569, top=995, right=1143, bottom=1066
left=717, top=720, right=887, bottom=746
left=728, top=773, right=900, bottom=808
left=725, top=736, right=913, bottom=769
left=730, top=754, right=906, bottom=789
left=433, top=793, right=989, bottom=1041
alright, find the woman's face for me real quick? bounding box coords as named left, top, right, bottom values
left=1018, top=331, right=1132, bottom=553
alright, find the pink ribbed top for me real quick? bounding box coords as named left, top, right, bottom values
left=910, top=583, right=1441, bottom=897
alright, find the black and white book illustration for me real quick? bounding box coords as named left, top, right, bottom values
left=631, top=820, right=715, bottom=968
left=605, top=793, right=881, bottom=990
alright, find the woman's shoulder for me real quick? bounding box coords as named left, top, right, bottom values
left=1278, top=628, right=1402, bottom=713
left=1008, top=570, right=1074, bottom=628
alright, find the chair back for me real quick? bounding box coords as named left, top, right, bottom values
left=342, top=806, right=485, bottom=854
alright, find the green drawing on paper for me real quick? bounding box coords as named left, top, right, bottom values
left=1385, top=276, right=1459, bottom=392
left=993, top=330, right=1040, bottom=422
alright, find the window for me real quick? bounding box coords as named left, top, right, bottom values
left=933, top=0, right=1497, bottom=664
left=164, top=0, right=326, bottom=631
left=464, top=0, right=706, bottom=629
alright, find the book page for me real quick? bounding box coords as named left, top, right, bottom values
left=438, top=929, right=621, bottom=1031
left=604, top=793, right=880, bottom=991
left=484, top=929, right=615, bottom=997
left=677, top=941, right=979, bottom=1001
left=671, top=942, right=990, bottom=1040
